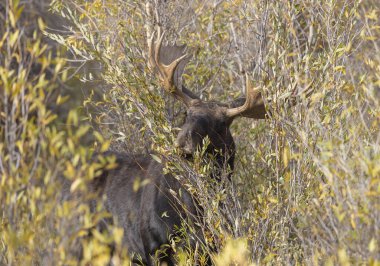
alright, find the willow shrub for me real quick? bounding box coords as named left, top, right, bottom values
left=0, top=1, right=126, bottom=265
left=49, top=0, right=380, bottom=265
left=1, top=0, right=379, bottom=265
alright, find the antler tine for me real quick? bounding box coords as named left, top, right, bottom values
left=225, top=74, right=267, bottom=119
left=147, top=31, right=156, bottom=71
left=225, top=74, right=316, bottom=120
left=154, top=31, right=165, bottom=74
left=154, top=31, right=188, bottom=84
left=145, top=1, right=196, bottom=106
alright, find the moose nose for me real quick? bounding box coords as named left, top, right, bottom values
left=175, top=139, right=193, bottom=155
left=174, top=141, right=180, bottom=148
left=175, top=138, right=184, bottom=150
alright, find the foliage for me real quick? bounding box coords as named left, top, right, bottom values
left=1, top=0, right=380, bottom=265
left=0, top=1, right=120, bottom=265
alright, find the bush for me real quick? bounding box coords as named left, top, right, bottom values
left=1, top=0, right=379, bottom=265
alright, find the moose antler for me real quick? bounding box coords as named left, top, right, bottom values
left=225, top=74, right=267, bottom=119
left=225, top=75, right=315, bottom=120
left=147, top=30, right=195, bottom=106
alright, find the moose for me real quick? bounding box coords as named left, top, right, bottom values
left=88, top=28, right=311, bottom=265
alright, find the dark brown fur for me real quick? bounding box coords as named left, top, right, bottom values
left=90, top=27, right=272, bottom=265
left=93, top=98, right=252, bottom=265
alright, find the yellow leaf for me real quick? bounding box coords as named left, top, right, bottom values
left=133, top=177, right=141, bottom=192
left=350, top=214, right=356, bottom=229
left=9, top=30, right=20, bottom=47
left=366, top=10, right=378, bottom=20
left=283, top=146, right=290, bottom=168
left=37, top=17, right=46, bottom=31
left=9, top=11, right=16, bottom=28
left=334, top=65, right=346, bottom=74
left=0, top=31, right=9, bottom=49
left=338, top=248, right=349, bottom=266
left=150, top=154, right=161, bottom=163
left=113, top=227, right=124, bottom=246
left=369, top=238, right=377, bottom=253
left=70, top=178, right=82, bottom=192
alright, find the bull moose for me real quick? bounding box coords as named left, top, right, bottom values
left=88, top=27, right=312, bottom=265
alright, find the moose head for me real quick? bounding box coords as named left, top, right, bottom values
left=147, top=29, right=269, bottom=174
